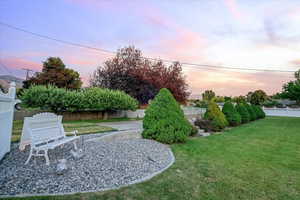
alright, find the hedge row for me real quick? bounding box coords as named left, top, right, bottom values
left=20, top=85, right=138, bottom=112
left=196, top=101, right=266, bottom=132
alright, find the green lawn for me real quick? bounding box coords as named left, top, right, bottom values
left=7, top=117, right=300, bottom=200
left=11, top=119, right=120, bottom=143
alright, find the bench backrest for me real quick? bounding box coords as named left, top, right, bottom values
left=26, top=113, right=65, bottom=146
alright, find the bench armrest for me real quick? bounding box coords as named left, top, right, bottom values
left=65, top=130, right=78, bottom=136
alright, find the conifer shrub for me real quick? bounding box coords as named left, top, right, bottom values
left=203, top=101, right=228, bottom=131
left=142, top=88, right=192, bottom=144
left=255, top=105, right=266, bottom=119
left=235, top=103, right=250, bottom=123
left=245, top=103, right=257, bottom=121
left=222, top=101, right=242, bottom=126
left=251, top=104, right=259, bottom=120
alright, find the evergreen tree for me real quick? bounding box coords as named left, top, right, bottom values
left=142, top=88, right=192, bottom=144
left=236, top=104, right=250, bottom=123
left=204, top=101, right=228, bottom=131
left=222, top=101, right=242, bottom=126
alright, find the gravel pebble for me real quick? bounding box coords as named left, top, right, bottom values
left=0, top=138, right=174, bottom=197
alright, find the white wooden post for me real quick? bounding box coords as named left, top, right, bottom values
left=0, top=82, right=17, bottom=160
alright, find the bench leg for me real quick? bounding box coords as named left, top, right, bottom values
left=44, top=150, right=50, bottom=165
left=25, top=148, right=33, bottom=165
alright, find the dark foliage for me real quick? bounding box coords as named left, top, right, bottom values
left=90, top=46, right=189, bottom=104
left=194, top=119, right=215, bottom=132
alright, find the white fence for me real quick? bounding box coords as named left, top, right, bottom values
left=125, top=107, right=206, bottom=119
left=124, top=107, right=300, bottom=118
left=0, top=82, right=16, bottom=160
left=263, top=107, right=300, bottom=117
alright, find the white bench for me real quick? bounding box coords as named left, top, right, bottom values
left=20, top=113, right=80, bottom=165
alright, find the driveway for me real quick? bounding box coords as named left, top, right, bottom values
left=98, top=120, right=143, bottom=132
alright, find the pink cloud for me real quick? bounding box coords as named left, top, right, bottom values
left=138, top=4, right=208, bottom=62
left=186, top=68, right=293, bottom=96
left=223, top=0, right=244, bottom=20
left=155, top=29, right=207, bottom=62
left=1, top=57, right=42, bottom=71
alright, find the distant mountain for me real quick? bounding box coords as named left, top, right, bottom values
left=0, top=75, right=24, bottom=90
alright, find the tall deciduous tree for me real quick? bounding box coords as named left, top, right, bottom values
left=90, top=46, right=189, bottom=104
left=23, top=57, right=82, bottom=89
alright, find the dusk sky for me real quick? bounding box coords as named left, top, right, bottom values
left=1, top=0, right=300, bottom=97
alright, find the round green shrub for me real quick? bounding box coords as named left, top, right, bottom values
left=204, top=101, right=228, bottom=131
left=20, top=85, right=138, bottom=112
left=255, top=105, right=266, bottom=119
left=245, top=103, right=257, bottom=121
left=222, top=101, right=242, bottom=126
left=235, top=103, right=250, bottom=123
left=250, top=104, right=259, bottom=120
left=142, top=88, right=192, bottom=144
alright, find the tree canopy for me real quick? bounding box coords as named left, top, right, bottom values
left=90, top=46, right=189, bottom=104
left=249, top=90, right=268, bottom=105
left=23, top=57, right=82, bottom=89
left=281, top=69, right=300, bottom=104
left=202, top=90, right=215, bottom=101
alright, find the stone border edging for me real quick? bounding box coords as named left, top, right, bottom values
left=0, top=137, right=175, bottom=199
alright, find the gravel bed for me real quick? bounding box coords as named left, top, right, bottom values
left=0, top=138, right=174, bottom=197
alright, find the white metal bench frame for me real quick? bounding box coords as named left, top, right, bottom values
left=22, top=113, right=79, bottom=165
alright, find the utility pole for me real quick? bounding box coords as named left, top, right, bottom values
left=22, top=68, right=33, bottom=80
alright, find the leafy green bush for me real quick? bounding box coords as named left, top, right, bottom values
left=222, top=101, right=242, bottom=126
left=20, top=85, right=138, bottom=112
left=203, top=101, right=228, bottom=131
left=235, top=104, right=250, bottom=123
left=142, top=88, right=192, bottom=144
left=82, top=87, right=138, bottom=111
left=245, top=103, right=257, bottom=121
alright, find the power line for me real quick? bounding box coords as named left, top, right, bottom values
left=0, top=22, right=115, bottom=55
left=0, top=21, right=296, bottom=73
left=0, top=60, right=12, bottom=75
